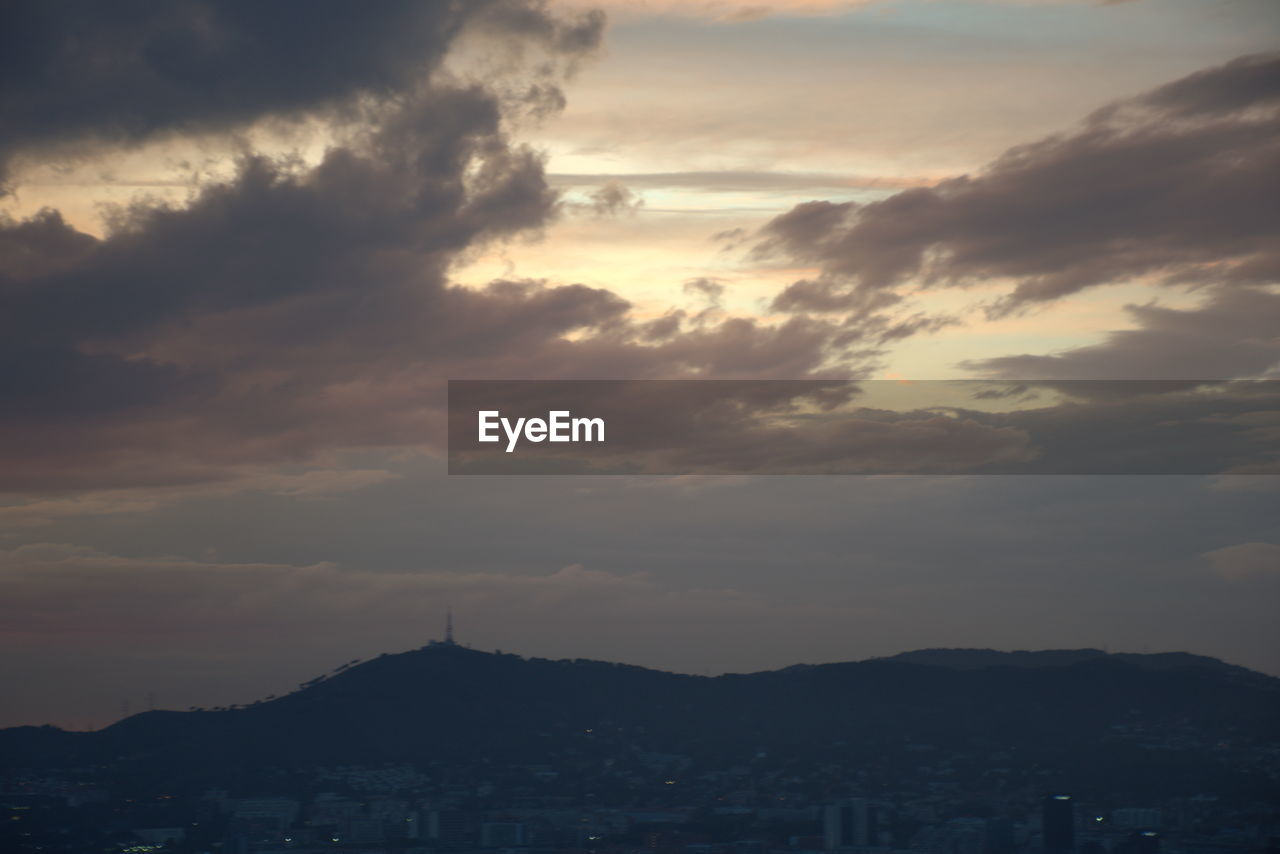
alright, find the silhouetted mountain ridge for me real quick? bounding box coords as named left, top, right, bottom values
left=879, top=647, right=1264, bottom=677
left=3, top=645, right=1277, bottom=797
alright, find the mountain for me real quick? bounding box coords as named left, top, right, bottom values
left=3, top=645, right=1278, bottom=800
left=878, top=647, right=1270, bottom=678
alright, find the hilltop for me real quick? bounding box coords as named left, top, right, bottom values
left=2, top=645, right=1277, bottom=800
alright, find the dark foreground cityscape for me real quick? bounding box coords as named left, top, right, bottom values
left=2, top=639, right=1277, bottom=854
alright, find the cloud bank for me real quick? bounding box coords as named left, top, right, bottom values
left=754, top=53, right=1280, bottom=375
left=0, top=0, right=875, bottom=493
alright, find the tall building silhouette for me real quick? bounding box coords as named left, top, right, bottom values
left=824, top=799, right=880, bottom=850
left=1042, top=795, right=1075, bottom=854
left=986, top=817, right=1015, bottom=854
left=1115, top=830, right=1160, bottom=854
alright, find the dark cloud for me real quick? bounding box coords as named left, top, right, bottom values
left=682, top=277, right=725, bottom=305
left=963, top=288, right=1280, bottom=381
left=0, top=8, right=870, bottom=492
left=1139, top=52, right=1280, bottom=118
left=0, top=0, right=604, bottom=190
left=985, top=381, right=1280, bottom=475
left=770, top=277, right=898, bottom=315
left=581, top=180, right=644, bottom=216
left=0, top=209, right=98, bottom=279
left=469, top=2, right=606, bottom=57
left=754, top=53, right=1280, bottom=319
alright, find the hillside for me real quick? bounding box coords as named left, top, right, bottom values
left=3, top=645, right=1278, bottom=800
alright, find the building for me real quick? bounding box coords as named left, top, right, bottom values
left=481, top=821, right=526, bottom=847
left=428, top=808, right=473, bottom=844
left=824, top=799, right=882, bottom=850
left=1116, top=831, right=1160, bottom=854
left=1043, top=795, right=1075, bottom=854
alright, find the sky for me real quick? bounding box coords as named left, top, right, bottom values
left=0, top=0, right=1277, bottom=731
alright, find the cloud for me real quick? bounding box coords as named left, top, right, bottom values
left=0, top=5, right=873, bottom=493
left=580, top=180, right=644, bottom=216
left=963, top=287, right=1280, bottom=381
left=0, top=80, right=565, bottom=488
left=0, top=0, right=605, bottom=191
left=549, top=171, right=936, bottom=194
left=0, top=468, right=400, bottom=528
left=683, top=277, right=726, bottom=305
left=753, top=53, right=1280, bottom=319
left=558, top=0, right=1127, bottom=23
left=1142, top=52, right=1280, bottom=118
left=976, top=381, right=1280, bottom=475
left=555, top=0, right=877, bottom=21
left=0, top=544, right=785, bottom=642
left=1203, top=542, right=1280, bottom=582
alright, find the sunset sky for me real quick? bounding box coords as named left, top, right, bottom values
left=1, top=0, right=1277, bottom=730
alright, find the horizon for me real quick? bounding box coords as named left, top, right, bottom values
left=14, top=640, right=1272, bottom=734
left=1, top=0, right=1278, bottom=739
